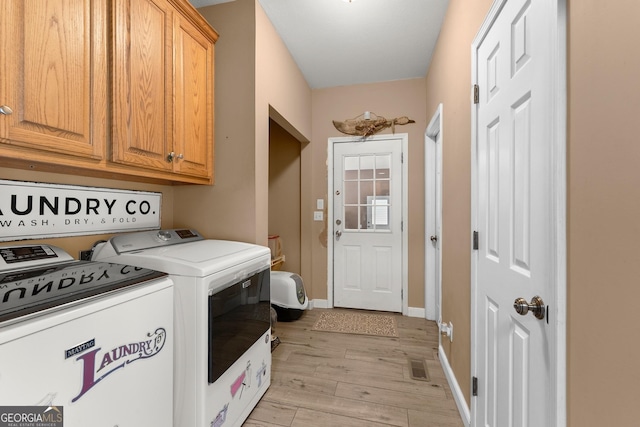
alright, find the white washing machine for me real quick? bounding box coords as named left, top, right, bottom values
left=91, top=229, right=272, bottom=427
left=0, top=244, right=174, bottom=426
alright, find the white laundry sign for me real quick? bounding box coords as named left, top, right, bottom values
left=0, top=180, right=161, bottom=241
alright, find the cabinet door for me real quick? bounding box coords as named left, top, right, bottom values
left=173, top=13, right=214, bottom=179
left=0, top=0, right=105, bottom=159
left=112, top=0, right=174, bottom=172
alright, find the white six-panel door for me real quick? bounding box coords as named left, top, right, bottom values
left=472, top=0, right=562, bottom=426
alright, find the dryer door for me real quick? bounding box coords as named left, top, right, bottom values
left=207, top=267, right=270, bottom=383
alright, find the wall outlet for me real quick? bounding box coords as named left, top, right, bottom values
left=313, top=211, right=323, bottom=221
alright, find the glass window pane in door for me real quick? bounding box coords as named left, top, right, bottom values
left=344, top=156, right=359, bottom=179
left=360, top=156, right=374, bottom=179
left=360, top=180, right=373, bottom=204
left=376, top=180, right=390, bottom=197
left=344, top=180, right=358, bottom=204
left=376, top=155, right=390, bottom=176
left=344, top=205, right=359, bottom=230
left=359, top=206, right=368, bottom=230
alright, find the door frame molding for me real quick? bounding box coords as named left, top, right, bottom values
left=327, top=133, right=409, bottom=315
left=470, top=1, right=567, bottom=426
left=425, top=104, right=443, bottom=322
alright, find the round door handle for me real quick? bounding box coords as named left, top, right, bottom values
left=0, top=105, right=13, bottom=115
left=514, top=296, right=545, bottom=320
left=335, top=230, right=342, bottom=238
left=430, top=235, right=438, bottom=243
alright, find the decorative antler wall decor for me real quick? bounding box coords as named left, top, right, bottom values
left=333, top=112, right=415, bottom=137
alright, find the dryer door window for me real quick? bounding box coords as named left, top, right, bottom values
left=208, top=267, right=270, bottom=383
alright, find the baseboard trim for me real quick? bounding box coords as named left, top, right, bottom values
left=309, top=301, right=426, bottom=318
left=309, top=299, right=328, bottom=309
left=407, top=307, right=426, bottom=318
left=439, top=345, right=471, bottom=427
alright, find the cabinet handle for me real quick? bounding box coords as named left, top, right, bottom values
left=0, top=105, right=13, bottom=115
left=167, top=152, right=184, bottom=163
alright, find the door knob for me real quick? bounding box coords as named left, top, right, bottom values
left=430, top=235, right=438, bottom=243
left=513, top=296, right=545, bottom=320
left=335, top=230, right=342, bottom=238
left=0, top=105, right=13, bottom=115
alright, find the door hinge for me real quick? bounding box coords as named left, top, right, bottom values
left=473, top=84, right=479, bottom=104
left=401, top=221, right=404, bottom=232
left=401, top=289, right=403, bottom=300
left=472, top=376, right=478, bottom=396
left=401, top=152, right=404, bottom=163
left=473, top=231, right=479, bottom=250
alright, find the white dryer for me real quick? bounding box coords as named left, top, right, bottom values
left=91, top=229, right=272, bottom=427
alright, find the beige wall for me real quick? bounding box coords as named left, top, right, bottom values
left=176, top=1, right=258, bottom=243
left=269, top=119, right=301, bottom=274
left=255, top=0, right=312, bottom=250
left=424, top=0, right=493, bottom=405
left=178, top=0, right=311, bottom=247
left=427, top=0, right=640, bottom=423
left=310, top=79, right=427, bottom=306
left=567, top=1, right=640, bottom=425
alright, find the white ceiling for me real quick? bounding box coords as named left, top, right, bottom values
left=188, top=0, right=449, bottom=89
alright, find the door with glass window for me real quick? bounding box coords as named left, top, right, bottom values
left=333, top=138, right=402, bottom=312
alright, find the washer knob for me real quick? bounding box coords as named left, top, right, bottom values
left=157, top=230, right=172, bottom=241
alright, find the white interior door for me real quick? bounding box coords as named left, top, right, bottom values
left=472, top=0, right=564, bottom=426
left=425, top=105, right=443, bottom=322
left=332, top=137, right=403, bottom=312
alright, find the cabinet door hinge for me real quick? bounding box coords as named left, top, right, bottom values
left=473, top=84, right=479, bottom=104
left=473, top=231, right=479, bottom=250
left=472, top=376, right=478, bottom=396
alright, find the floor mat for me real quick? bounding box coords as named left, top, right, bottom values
left=311, top=311, right=399, bottom=337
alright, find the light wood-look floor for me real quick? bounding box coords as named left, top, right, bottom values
left=243, top=308, right=464, bottom=427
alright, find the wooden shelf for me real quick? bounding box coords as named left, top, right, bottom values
left=271, top=255, right=285, bottom=271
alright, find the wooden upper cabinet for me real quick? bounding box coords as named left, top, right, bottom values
left=174, top=13, right=215, bottom=179
left=112, top=0, right=217, bottom=180
left=112, top=0, right=174, bottom=173
left=0, top=0, right=106, bottom=159
left=0, top=0, right=216, bottom=184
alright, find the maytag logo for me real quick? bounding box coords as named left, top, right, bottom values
left=0, top=406, right=63, bottom=427
left=72, top=328, right=167, bottom=402
left=65, top=339, right=95, bottom=359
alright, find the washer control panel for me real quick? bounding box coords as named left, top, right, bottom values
left=0, top=245, right=73, bottom=270
left=105, top=229, right=204, bottom=254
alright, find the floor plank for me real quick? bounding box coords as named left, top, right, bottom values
left=268, top=384, right=410, bottom=426
left=243, top=308, right=464, bottom=427
left=244, top=401, right=297, bottom=426
left=291, top=408, right=399, bottom=427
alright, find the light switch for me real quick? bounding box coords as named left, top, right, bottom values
left=313, top=211, right=323, bottom=221
left=316, top=199, right=324, bottom=210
